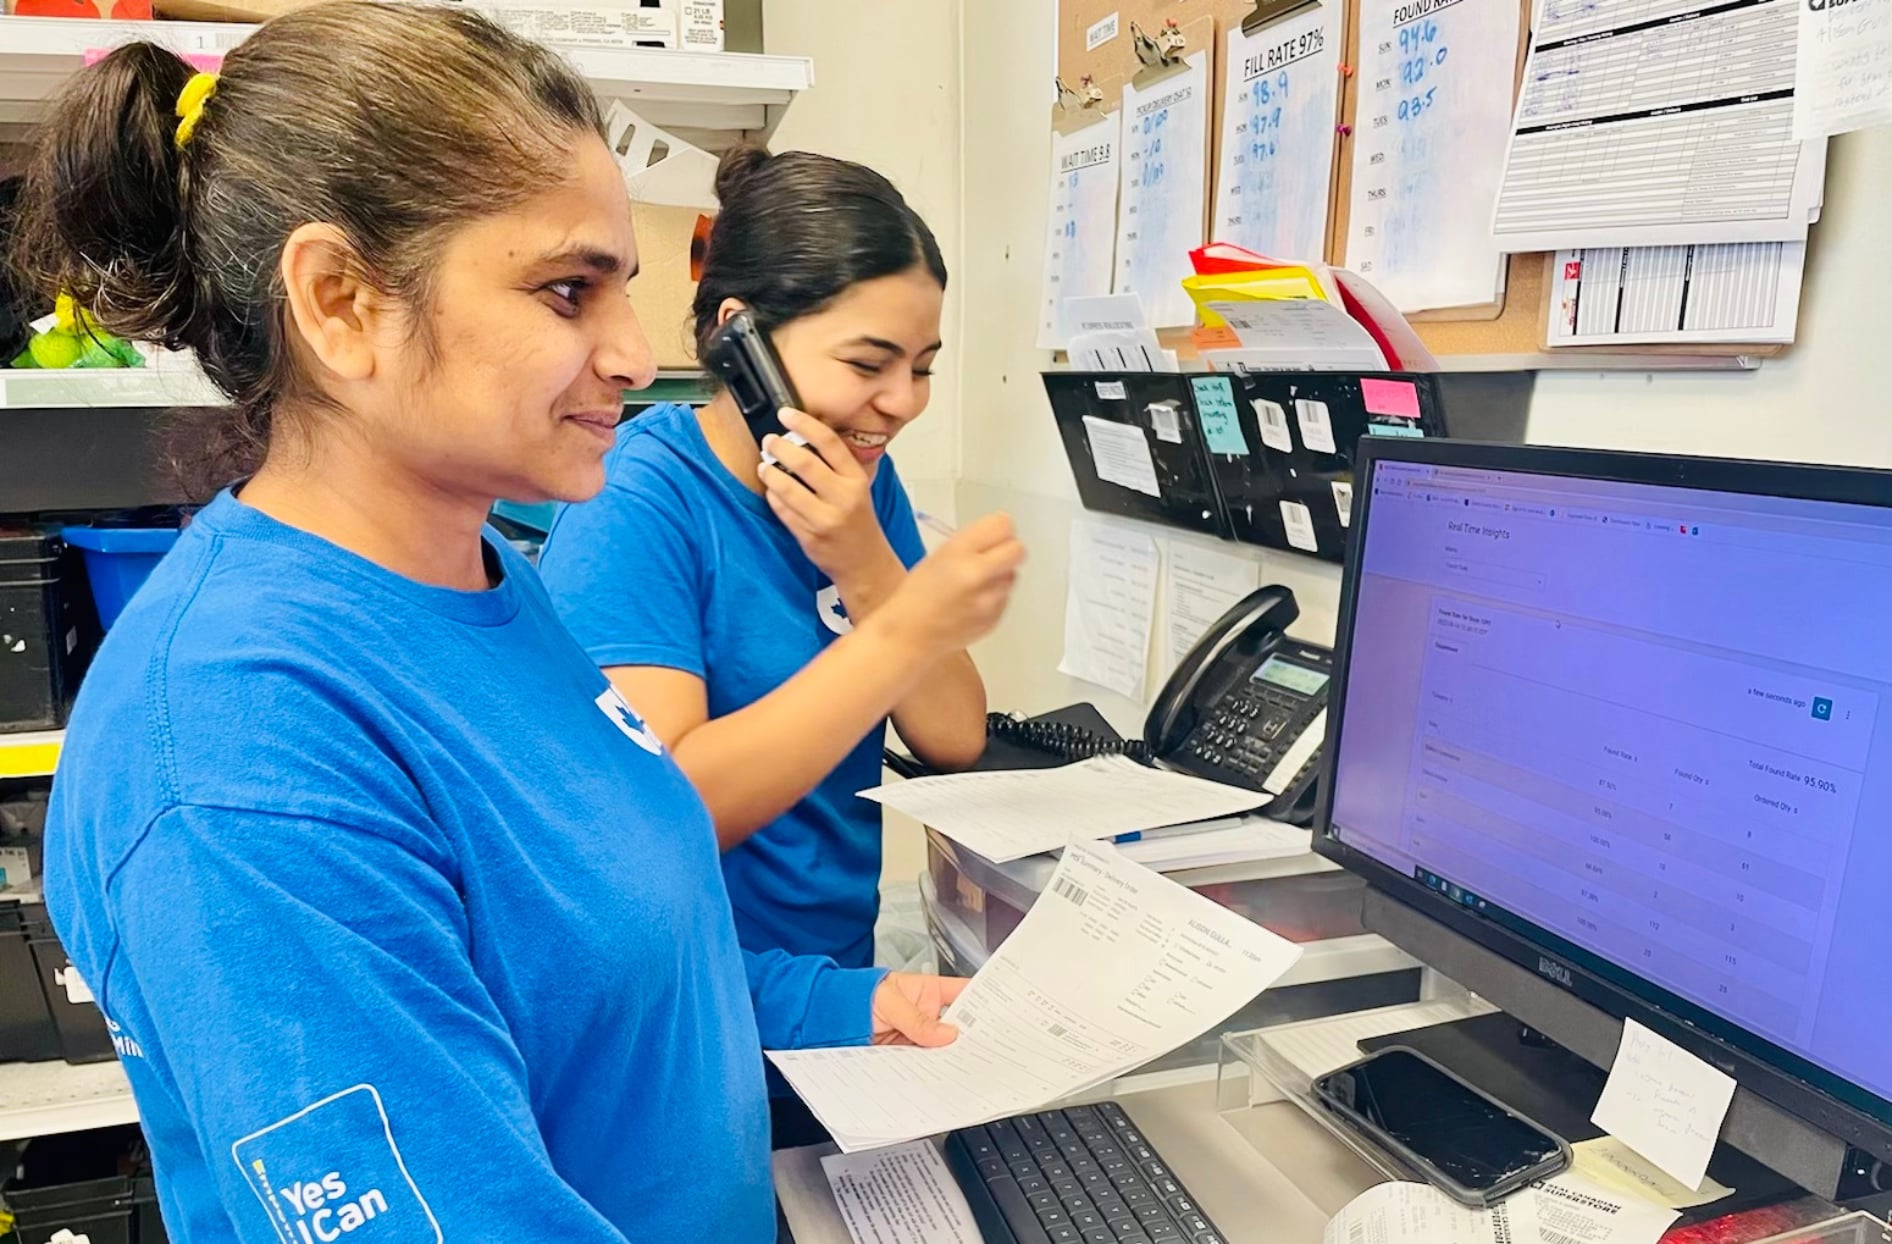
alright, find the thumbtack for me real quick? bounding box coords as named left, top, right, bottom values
left=1336, top=123, right=1353, bottom=136
left=1339, top=63, right=1355, bottom=76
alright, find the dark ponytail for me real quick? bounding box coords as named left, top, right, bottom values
left=9, top=1, right=604, bottom=500
left=10, top=44, right=201, bottom=353
left=692, top=145, right=946, bottom=359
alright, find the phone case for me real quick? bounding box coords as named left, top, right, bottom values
left=1313, top=1046, right=1572, bottom=1208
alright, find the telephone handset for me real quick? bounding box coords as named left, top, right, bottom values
left=985, top=585, right=1333, bottom=824
left=1145, top=585, right=1332, bottom=824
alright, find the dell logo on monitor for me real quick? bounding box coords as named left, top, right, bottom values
left=1537, top=956, right=1574, bottom=989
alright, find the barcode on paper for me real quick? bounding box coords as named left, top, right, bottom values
left=1348, top=1223, right=1366, bottom=1244
left=1051, top=877, right=1092, bottom=907
left=1047, top=1023, right=1068, bottom=1038
left=1542, top=1233, right=1584, bottom=1244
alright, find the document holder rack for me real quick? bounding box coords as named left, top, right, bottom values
left=1043, top=370, right=1450, bottom=563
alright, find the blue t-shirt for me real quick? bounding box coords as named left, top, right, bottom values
left=43, top=491, right=882, bottom=1244
left=537, top=403, right=927, bottom=971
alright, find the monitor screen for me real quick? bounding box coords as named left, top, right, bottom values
left=1327, top=452, right=1892, bottom=1120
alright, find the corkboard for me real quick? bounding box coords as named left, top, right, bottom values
left=1057, top=0, right=1787, bottom=363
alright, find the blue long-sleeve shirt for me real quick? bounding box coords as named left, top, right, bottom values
left=44, top=491, right=882, bottom=1243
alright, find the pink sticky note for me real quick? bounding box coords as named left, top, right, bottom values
left=1361, top=378, right=1421, bottom=419
left=83, top=49, right=223, bottom=71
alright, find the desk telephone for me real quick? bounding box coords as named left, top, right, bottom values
left=990, top=586, right=1333, bottom=824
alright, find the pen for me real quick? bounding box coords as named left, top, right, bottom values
left=916, top=511, right=958, bottom=539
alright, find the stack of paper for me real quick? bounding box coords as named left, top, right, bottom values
left=768, top=841, right=1304, bottom=1152
left=860, top=755, right=1266, bottom=864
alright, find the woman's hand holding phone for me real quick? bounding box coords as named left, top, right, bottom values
left=758, top=409, right=899, bottom=590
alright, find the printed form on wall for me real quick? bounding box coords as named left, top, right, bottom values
left=1548, top=243, right=1805, bottom=346
left=1214, top=6, right=1344, bottom=264
left=1345, top=0, right=1521, bottom=312
left=1039, top=114, right=1124, bottom=349
left=1492, top=0, right=1827, bottom=250
left=1115, top=52, right=1211, bottom=328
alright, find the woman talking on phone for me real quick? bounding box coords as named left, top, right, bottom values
left=536, top=148, right=1023, bottom=1141
left=25, top=9, right=971, bottom=1240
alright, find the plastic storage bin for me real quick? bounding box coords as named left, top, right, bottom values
left=925, top=828, right=1372, bottom=959
left=3, top=1127, right=168, bottom=1244
left=60, top=525, right=180, bottom=631
left=22, top=904, right=114, bottom=1064
left=0, top=530, right=97, bottom=733
left=0, top=899, right=62, bottom=1062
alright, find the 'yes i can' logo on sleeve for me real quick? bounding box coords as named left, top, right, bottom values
left=232, top=1085, right=442, bottom=1243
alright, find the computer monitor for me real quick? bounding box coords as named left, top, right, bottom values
left=1316, top=437, right=1892, bottom=1169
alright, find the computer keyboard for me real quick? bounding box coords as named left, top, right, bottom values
left=943, top=1102, right=1229, bottom=1244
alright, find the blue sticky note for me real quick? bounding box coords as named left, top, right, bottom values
left=1190, top=376, right=1250, bottom=457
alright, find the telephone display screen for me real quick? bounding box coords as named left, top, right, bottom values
left=1252, top=657, right=1329, bottom=697
left=1315, top=1049, right=1564, bottom=1194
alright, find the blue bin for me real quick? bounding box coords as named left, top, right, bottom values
left=60, top=526, right=180, bottom=631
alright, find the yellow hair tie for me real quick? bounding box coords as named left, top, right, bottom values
left=174, top=71, right=218, bottom=149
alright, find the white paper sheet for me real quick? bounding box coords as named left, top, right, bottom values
left=1345, top=0, right=1519, bottom=312
left=1795, top=0, right=1892, bottom=139
left=1206, top=299, right=1389, bottom=370
left=1530, top=1170, right=1680, bottom=1244
left=1323, top=1181, right=1541, bottom=1244
left=1547, top=244, right=1806, bottom=346
left=860, top=755, right=1267, bottom=863
left=821, top=1142, right=980, bottom=1244
left=1494, top=0, right=1827, bottom=249
left=1165, top=540, right=1261, bottom=670
left=769, top=841, right=1304, bottom=1151
left=1115, top=53, right=1211, bottom=328
left=1082, top=416, right=1162, bottom=497
left=1058, top=520, right=1160, bottom=700
left=1255, top=398, right=1296, bottom=453
left=1039, top=115, right=1124, bottom=349
left=1592, top=1019, right=1737, bottom=1193
left=1281, top=500, right=1319, bottom=553
left=1213, top=8, right=1343, bottom=262
left=1295, top=398, right=1337, bottom=454
left=1569, top=1138, right=1735, bottom=1211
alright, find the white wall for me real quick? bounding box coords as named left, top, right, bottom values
left=763, top=0, right=964, bottom=521
left=762, top=1, right=965, bottom=888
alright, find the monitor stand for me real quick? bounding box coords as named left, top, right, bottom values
left=1360, top=887, right=1860, bottom=1202
left=1355, top=1011, right=1796, bottom=1226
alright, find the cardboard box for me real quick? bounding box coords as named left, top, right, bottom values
left=629, top=202, right=710, bottom=370
left=476, top=2, right=678, bottom=49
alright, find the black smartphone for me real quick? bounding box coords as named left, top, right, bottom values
left=1313, top=1047, right=1570, bottom=1207
left=702, top=310, right=802, bottom=448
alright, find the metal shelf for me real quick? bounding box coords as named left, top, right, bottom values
left=0, top=731, right=62, bottom=781
left=0, top=1059, right=136, bottom=1142
left=0, top=16, right=812, bottom=132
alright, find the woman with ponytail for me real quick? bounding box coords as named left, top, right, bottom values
left=536, top=146, right=1024, bottom=1147
left=17, top=7, right=966, bottom=1240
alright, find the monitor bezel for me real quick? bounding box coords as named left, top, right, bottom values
left=1315, top=436, right=1892, bottom=1164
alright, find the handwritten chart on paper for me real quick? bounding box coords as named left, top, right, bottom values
left=1493, top=0, right=1824, bottom=249
left=1115, top=52, right=1210, bottom=328
left=1213, top=8, right=1343, bottom=264
left=1346, top=0, right=1520, bottom=312
left=1795, top=0, right=1892, bottom=139
left=1039, top=115, right=1123, bottom=349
